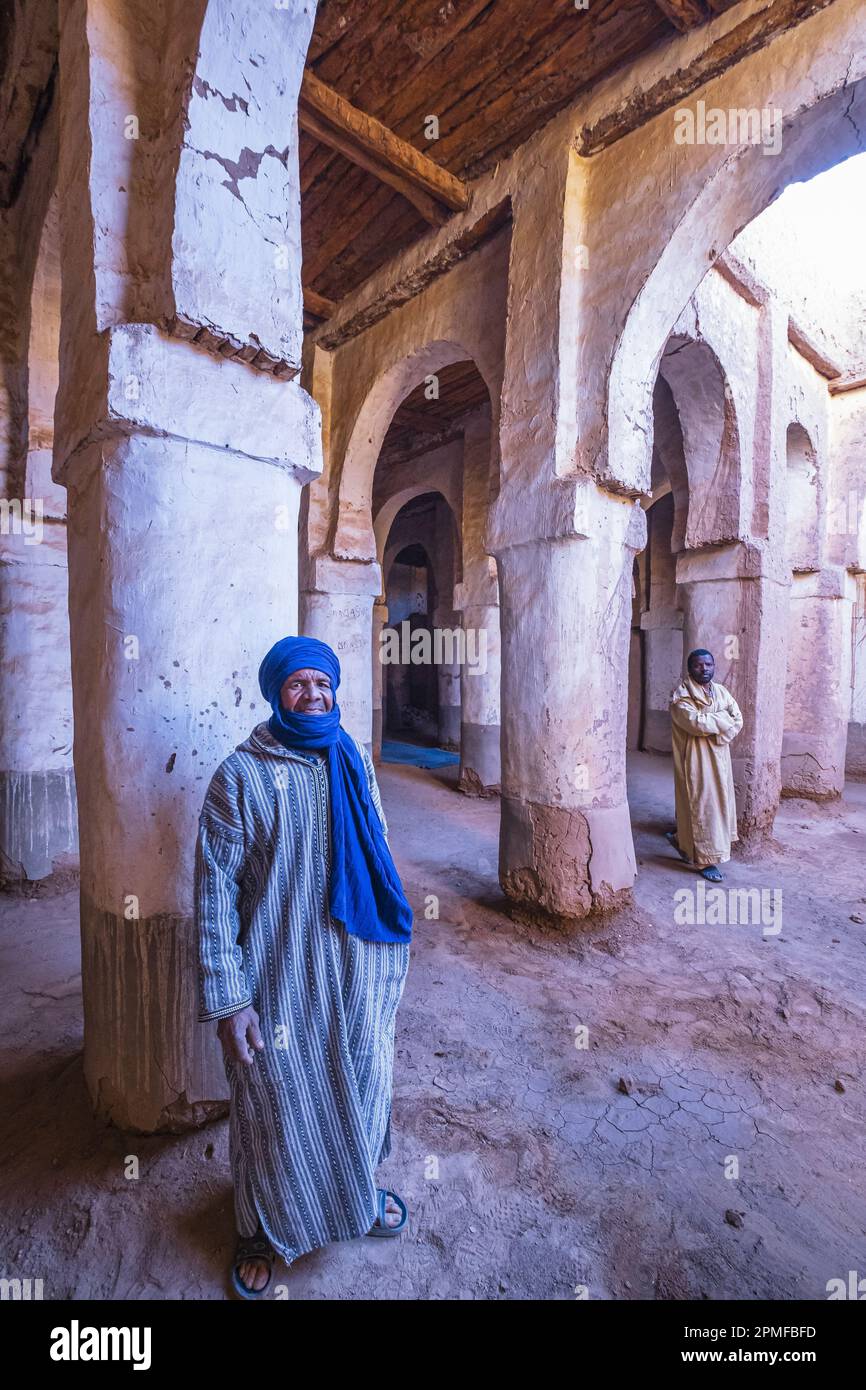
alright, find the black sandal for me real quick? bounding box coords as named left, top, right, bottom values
left=230, top=1228, right=274, bottom=1300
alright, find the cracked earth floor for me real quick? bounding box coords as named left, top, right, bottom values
left=1, top=752, right=864, bottom=1300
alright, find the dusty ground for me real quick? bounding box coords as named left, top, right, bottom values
left=2, top=752, right=865, bottom=1300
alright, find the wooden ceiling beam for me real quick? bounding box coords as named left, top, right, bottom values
left=303, top=286, right=337, bottom=320
left=299, top=70, right=470, bottom=227
left=653, top=0, right=710, bottom=31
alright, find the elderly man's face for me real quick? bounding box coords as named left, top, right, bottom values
left=280, top=668, right=334, bottom=714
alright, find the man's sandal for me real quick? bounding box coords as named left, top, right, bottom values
left=665, top=832, right=723, bottom=880
left=230, top=1229, right=274, bottom=1299
left=366, top=1187, right=408, bottom=1238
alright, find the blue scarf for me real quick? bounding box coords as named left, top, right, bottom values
left=257, top=635, right=413, bottom=945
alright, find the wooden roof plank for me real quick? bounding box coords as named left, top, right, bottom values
left=425, top=3, right=666, bottom=173
left=303, top=183, right=397, bottom=286
left=311, top=194, right=426, bottom=301
left=366, top=0, right=585, bottom=167
left=298, top=70, right=470, bottom=224
left=314, top=0, right=492, bottom=106
left=377, top=429, right=464, bottom=470
left=578, top=0, right=837, bottom=155
left=299, top=136, right=339, bottom=195
left=310, top=0, right=408, bottom=75
left=302, top=153, right=375, bottom=224
left=390, top=404, right=453, bottom=435
left=306, top=0, right=384, bottom=63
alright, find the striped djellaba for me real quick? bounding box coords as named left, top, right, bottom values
left=195, top=721, right=411, bottom=1263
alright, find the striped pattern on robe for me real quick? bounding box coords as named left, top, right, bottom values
left=194, top=721, right=411, bottom=1263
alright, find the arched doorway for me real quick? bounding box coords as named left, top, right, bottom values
left=371, top=362, right=500, bottom=794
left=628, top=329, right=754, bottom=840
left=379, top=503, right=457, bottom=755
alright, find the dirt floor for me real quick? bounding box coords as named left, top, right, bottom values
left=2, top=752, right=865, bottom=1300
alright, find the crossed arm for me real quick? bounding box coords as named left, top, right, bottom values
left=671, top=687, right=743, bottom=744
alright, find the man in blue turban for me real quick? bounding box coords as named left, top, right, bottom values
left=195, top=636, right=414, bottom=1297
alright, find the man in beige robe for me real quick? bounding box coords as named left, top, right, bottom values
left=666, top=648, right=743, bottom=882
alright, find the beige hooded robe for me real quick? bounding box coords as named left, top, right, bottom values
left=670, top=676, right=743, bottom=867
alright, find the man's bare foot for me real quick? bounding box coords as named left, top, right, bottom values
left=370, top=1194, right=403, bottom=1230
left=233, top=1225, right=273, bottom=1295
left=237, top=1257, right=270, bottom=1292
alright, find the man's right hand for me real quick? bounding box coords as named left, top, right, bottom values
left=217, top=1005, right=265, bottom=1066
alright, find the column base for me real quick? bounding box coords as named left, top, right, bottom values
left=731, top=755, right=780, bottom=842
left=438, top=705, right=461, bottom=750
left=0, top=768, right=79, bottom=888
left=80, top=897, right=229, bottom=1133
left=780, top=733, right=844, bottom=800
left=846, top=722, right=866, bottom=780
left=458, top=721, right=501, bottom=795
left=500, top=795, right=635, bottom=920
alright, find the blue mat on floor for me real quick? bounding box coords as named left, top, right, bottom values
left=380, top=740, right=459, bottom=769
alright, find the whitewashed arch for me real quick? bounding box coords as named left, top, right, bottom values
left=608, top=74, right=866, bottom=495
left=332, top=340, right=494, bottom=560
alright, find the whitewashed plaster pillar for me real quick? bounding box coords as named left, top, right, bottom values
left=491, top=483, right=645, bottom=919
left=676, top=542, right=788, bottom=841
left=457, top=408, right=500, bottom=791
left=490, top=139, right=647, bottom=918
left=371, top=597, right=388, bottom=759
left=0, top=163, right=78, bottom=885
left=432, top=601, right=462, bottom=750
left=782, top=566, right=854, bottom=798
left=54, top=0, right=320, bottom=1130
left=55, top=329, right=319, bottom=1131
left=301, top=556, right=381, bottom=750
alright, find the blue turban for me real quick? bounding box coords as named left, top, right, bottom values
left=257, top=635, right=413, bottom=945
